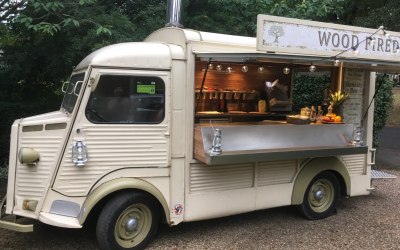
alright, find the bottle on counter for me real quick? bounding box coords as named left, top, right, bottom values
left=316, top=106, right=323, bottom=123
left=310, top=106, right=316, bottom=122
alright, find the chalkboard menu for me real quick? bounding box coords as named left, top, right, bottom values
left=342, top=69, right=365, bottom=126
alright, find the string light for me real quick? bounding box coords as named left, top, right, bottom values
left=334, top=58, right=340, bottom=66
left=309, top=63, right=316, bottom=72
left=367, top=36, right=375, bottom=46
left=283, top=67, right=290, bottom=74
left=204, top=26, right=394, bottom=75
left=352, top=46, right=359, bottom=56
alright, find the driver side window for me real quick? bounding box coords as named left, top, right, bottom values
left=85, top=75, right=165, bottom=124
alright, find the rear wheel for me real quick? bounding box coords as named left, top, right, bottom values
left=96, top=191, right=160, bottom=250
left=298, top=172, right=340, bottom=220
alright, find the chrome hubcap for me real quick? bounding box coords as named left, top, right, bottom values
left=124, top=217, right=138, bottom=232
left=314, top=189, right=325, bottom=201
left=115, top=204, right=152, bottom=248
left=308, top=178, right=334, bottom=213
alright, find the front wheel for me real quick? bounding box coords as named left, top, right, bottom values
left=96, top=191, right=160, bottom=250
left=298, top=172, right=340, bottom=220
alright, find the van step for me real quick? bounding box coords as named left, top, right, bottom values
left=371, top=170, right=397, bottom=179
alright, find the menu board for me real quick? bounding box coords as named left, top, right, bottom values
left=342, top=69, right=365, bottom=126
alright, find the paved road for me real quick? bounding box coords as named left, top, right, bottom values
left=376, top=127, right=400, bottom=168
left=0, top=169, right=398, bottom=249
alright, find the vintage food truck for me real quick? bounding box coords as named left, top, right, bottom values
left=0, top=3, right=398, bottom=249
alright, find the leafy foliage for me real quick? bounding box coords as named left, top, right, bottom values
left=292, top=74, right=331, bottom=112
left=185, top=0, right=347, bottom=36
left=14, top=0, right=112, bottom=36
left=373, top=74, right=394, bottom=147
left=0, top=0, right=398, bottom=167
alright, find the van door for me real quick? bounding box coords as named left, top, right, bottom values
left=53, top=68, right=171, bottom=197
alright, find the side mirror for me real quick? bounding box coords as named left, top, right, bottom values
left=73, top=81, right=83, bottom=96
left=61, top=81, right=69, bottom=93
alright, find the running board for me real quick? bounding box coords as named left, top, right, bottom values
left=371, top=170, right=397, bottom=179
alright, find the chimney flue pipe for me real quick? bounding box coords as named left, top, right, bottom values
left=165, top=0, right=183, bottom=28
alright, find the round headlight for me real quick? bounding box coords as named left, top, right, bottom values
left=18, top=148, right=40, bottom=165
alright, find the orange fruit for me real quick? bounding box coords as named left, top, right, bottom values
left=335, top=116, right=342, bottom=122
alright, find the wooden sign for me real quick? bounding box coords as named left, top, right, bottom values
left=257, top=14, right=400, bottom=63
left=342, top=69, right=365, bottom=126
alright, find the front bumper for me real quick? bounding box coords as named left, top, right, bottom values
left=0, top=195, right=33, bottom=233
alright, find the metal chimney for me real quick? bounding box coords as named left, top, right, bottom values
left=165, top=0, right=183, bottom=28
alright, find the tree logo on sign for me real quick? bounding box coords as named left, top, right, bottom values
left=269, top=25, right=284, bottom=43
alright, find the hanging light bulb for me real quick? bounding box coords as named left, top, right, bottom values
left=384, top=30, right=391, bottom=38
left=367, top=37, right=375, bottom=46
left=352, top=46, right=359, bottom=56
left=309, top=63, right=316, bottom=72
left=216, top=65, right=222, bottom=71
left=258, top=66, right=265, bottom=73
left=226, top=66, right=233, bottom=73
left=208, top=63, right=214, bottom=70
left=241, top=65, right=248, bottom=72
left=334, top=58, right=340, bottom=67
left=283, top=67, right=290, bottom=75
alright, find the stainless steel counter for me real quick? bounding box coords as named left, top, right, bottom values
left=194, top=122, right=368, bottom=165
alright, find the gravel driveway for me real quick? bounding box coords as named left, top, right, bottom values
left=0, top=168, right=398, bottom=250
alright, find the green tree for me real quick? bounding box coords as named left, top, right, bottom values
left=340, top=0, right=400, bottom=31
left=0, top=1, right=136, bottom=163
left=185, top=0, right=347, bottom=36
left=373, top=74, right=394, bottom=146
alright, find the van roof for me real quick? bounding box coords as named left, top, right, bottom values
left=75, top=27, right=400, bottom=73
left=75, top=42, right=184, bottom=71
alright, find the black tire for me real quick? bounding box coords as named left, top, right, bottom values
left=298, top=172, right=340, bottom=220
left=96, top=191, right=160, bottom=250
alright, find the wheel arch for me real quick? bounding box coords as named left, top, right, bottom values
left=78, top=178, right=170, bottom=225
left=292, top=157, right=350, bottom=205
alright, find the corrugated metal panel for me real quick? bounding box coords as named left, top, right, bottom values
left=257, top=160, right=296, bottom=186
left=190, top=163, right=254, bottom=193
left=54, top=125, right=169, bottom=196
left=16, top=136, right=62, bottom=198
left=340, top=154, right=366, bottom=175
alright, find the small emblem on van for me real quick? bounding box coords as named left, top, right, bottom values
left=174, top=204, right=184, bottom=215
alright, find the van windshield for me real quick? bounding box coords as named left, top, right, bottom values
left=61, top=73, right=85, bottom=113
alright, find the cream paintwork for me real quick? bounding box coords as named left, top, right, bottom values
left=10, top=111, right=73, bottom=219
left=6, top=121, right=19, bottom=214
left=41, top=189, right=86, bottom=215
left=78, top=177, right=170, bottom=224
left=4, top=23, right=380, bottom=233
left=291, top=157, right=351, bottom=205
left=39, top=212, right=81, bottom=228
left=53, top=68, right=172, bottom=197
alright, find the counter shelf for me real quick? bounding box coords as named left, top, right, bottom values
left=194, top=122, right=368, bottom=165
left=195, top=112, right=288, bottom=123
